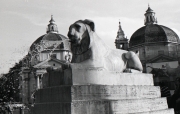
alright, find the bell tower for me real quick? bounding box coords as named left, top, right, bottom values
left=115, top=21, right=128, bottom=50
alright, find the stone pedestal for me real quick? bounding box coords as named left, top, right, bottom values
left=31, top=69, right=174, bottom=114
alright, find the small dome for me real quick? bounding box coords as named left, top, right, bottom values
left=129, top=24, right=179, bottom=47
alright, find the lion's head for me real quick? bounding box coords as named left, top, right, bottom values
left=67, top=19, right=95, bottom=55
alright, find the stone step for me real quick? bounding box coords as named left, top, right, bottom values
left=71, top=85, right=161, bottom=101
left=70, top=69, right=154, bottom=85
left=108, top=97, right=168, bottom=113
left=35, top=85, right=161, bottom=103
left=135, top=109, right=174, bottom=114
left=33, top=98, right=168, bottom=114
left=112, top=109, right=174, bottom=114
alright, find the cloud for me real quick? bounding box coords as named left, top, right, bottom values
left=3, top=11, right=47, bottom=27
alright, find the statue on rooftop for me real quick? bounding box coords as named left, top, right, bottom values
left=67, top=19, right=143, bottom=72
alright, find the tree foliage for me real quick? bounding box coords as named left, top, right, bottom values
left=0, top=60, right=22, bottom=103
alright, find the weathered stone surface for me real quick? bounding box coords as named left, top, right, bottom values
left=71, top=85, right=160, bottom=101
left=71, top=101, right=110, bottom=114
left=71, top=68, right=153, bottom=85
left=35, top=85, right=160, bottom=103
left=110, top=97, right=168, bottom=113
left=112, top=109, right=174, bottom=114
left=33, top=98, right=168, bottom=114
left=135, top=109, right=174, bottom=114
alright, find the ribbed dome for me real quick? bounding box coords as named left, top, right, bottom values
left=29, top=33, right=69, bottom=51
left=29, top=15, right=70, bottom=52
left=129, top=24, right=179, bottom=47
left=42, top=33, right=65, bottom=41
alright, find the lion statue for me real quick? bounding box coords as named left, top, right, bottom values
left=67, top=19, right=143, bottom=72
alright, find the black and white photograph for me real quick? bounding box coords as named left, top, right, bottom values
left=0, top=0, right=180, bottom=114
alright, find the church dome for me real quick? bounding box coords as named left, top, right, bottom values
left=29, top=15, right=70, bottom=51
left=129, top=6, right=179, bottom=47
left=29, top=33, right=69, bottom=51
left=129, top=24, right=179, bottom=47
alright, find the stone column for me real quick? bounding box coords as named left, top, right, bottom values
left=21, top=67, right=31, bottom=104
left=35, top=69, right=47, bottom=89
left=36, top=75, right=40, bottom=90
left=19, top=72, right=24, bottom=103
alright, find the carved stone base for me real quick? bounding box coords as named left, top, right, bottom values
left=35, top=85, right=161, bottom=103
left=32, top=98, right=172, bottom=114
left=31, top=72, right=174, bottom=114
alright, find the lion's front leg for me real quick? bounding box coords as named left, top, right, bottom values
left=124, top=51, right=143, bottom=72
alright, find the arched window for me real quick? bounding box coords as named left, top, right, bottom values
left=51, top=26, right=54, bottom=31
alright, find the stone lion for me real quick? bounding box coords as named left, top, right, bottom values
left=67, top=19, right=143, bottom=72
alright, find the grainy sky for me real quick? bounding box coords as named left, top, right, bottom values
left=0, top=0, right=180, bottom=74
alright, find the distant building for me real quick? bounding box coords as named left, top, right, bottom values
left=129, top=5, right=179, bottom=72
left=19, top=15, right=71, bottom=104
left=116, top=5, right=180, bottom=90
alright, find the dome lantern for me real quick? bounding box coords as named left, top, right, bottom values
left=46, top=15, right=58, bottom=33
left=144, top=5, right=157, bottom=25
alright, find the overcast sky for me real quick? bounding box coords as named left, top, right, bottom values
left=0, top=0, right=180, bottom=74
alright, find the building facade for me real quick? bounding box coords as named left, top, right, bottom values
left=115, top=5, right=180, bottom=89
left=19, top=15, right=71, bottom=104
